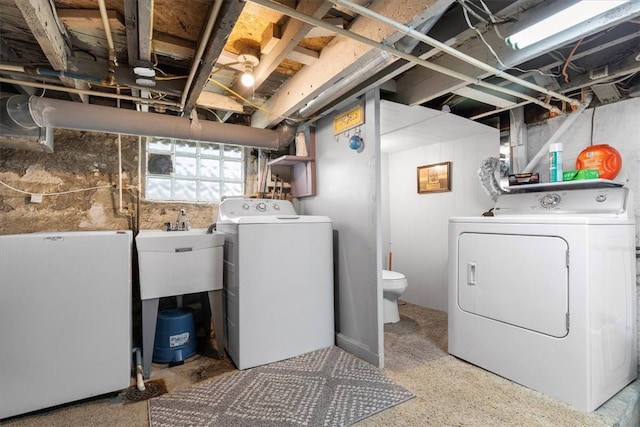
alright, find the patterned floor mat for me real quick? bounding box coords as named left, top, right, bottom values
left=148, top=346, right=414, bottom=426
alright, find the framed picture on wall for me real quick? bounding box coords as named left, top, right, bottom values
left=417, top=161, right=451, bottom=193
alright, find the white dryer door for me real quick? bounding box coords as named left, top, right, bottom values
left=457, top=233, right=568, bottom=337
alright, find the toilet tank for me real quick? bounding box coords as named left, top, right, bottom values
left=136, top=229, right=224, bottom=300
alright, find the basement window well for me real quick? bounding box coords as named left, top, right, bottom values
left=145, top=137, right=244, bottom=202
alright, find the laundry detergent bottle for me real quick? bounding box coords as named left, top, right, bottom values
left=549, top=142, right=563, bottom=182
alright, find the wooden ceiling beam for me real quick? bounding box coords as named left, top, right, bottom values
left=14, top=0, right=88, bottom=103
left=15, top=0, right=68, bottom=71
left=236, top=0, right=334, bottom=97
left=57, top=9, right=125, bottom=31
left=182, top=0, right=245, bottom=115
left=251, top=0, right=451, bottom=128
left=137, top=0, right=154, bottom=64
left=123, top=1, right=140, bottom=66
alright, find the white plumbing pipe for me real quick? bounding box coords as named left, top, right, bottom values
left=332, top=0, right=581, bottom=108
left=0, top=77, right=182, bottom=108
left=179, top=0, right=224, bottom=109
left=98, top=0, right=116, bottom=56
left=132, top=347, right=145, bottom=391
left=522, top=92, right=594, bottom=173
left=250, top=0, right=562, bottom=115
left=0, top=63, right=25, bottom=73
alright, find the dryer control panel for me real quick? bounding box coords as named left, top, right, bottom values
left=217, top=198, right=297, bottom=220
left=494, top=187, right=629, bottom=216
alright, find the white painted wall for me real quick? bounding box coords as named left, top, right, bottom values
left=298, top=90, right=383, bottom=367
left=524, top=96, right=640, bottom=361
left=382, top=105, right=499, bottom=311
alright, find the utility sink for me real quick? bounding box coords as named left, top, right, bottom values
left=136, top=229, right=225, bottom=300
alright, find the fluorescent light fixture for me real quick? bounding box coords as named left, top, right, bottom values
left=505, top=0, right=628, bottom=50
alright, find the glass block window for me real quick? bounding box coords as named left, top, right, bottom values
left=145, top=137, right=244, bottom=202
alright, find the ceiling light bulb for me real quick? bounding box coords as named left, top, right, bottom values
left=506, top=0, right=628, bottom=50
left=237, top=52, right=259, bottom=88
left=241, top=71, right=254, bottom=87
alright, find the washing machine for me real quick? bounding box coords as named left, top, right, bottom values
left=216, top=198, right=334, bottom=369
left=448, top=183, right=636, bottom=412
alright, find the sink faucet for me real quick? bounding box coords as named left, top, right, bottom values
left=165, top=209, right=190, bottom=231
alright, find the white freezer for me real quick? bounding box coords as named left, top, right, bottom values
left=0, top=230, right=132, bottom=419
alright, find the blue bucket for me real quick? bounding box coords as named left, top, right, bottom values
left=153, top=308, right=197, bottom=363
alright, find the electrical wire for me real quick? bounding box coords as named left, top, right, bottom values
left=0, top=180, right=112, bottom=196
left=589, top=107, right=595, bottom=146
left=199, top=106, right=224, bottom=122
left=562, top=38, right=583, bottom=83
left=155, top=74, right=188, bottom=81
left=458, top=0, right=560, bottom=77
left=207, top=77, right=305, bottom=122
left=592, top=71, right=638, bottom=87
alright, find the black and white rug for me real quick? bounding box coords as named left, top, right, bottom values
left=148, top=346, right=414, bottom=426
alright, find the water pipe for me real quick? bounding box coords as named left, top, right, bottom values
left=522, top=92, right=594, bottom=173
left=132, top=347, right=145, bottom=391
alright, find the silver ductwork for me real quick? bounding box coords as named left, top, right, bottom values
left=1, top=95, right=296, bottom=151
left=0, top=95, right=54, bottom=152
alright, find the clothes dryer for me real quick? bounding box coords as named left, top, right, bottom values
left=216, top=198, right=334, bottom=369
left=448, top=184, right=636, bottom=412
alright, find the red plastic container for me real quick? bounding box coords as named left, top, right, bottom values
left=575, top=144, right=622, bottom=180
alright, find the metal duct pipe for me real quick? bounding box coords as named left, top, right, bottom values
left=3, top=95, right=295, bottom=150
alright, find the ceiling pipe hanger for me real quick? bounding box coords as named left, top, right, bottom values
left=331, top=0, right=582, bottom=109
left=251, top=0, right=562, bottom=116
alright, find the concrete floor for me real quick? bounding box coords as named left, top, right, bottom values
left=2, top=303, right=638, bottom=426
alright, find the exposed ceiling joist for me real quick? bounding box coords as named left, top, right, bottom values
left=137, top=0, right=154, bottom=64
left=250, top=0, right=453, bottom=129
left=15, top=0, right=68, bottom=71
left=392, top=1, right=640, bottom=106
left=236, top=0, right=334, bottom=98
left=196, top=91, right=244, bottom=113
left=452, top=86, right=517, bottom=108
left=14, top=0, right=90, bottom=103
left=182, top=0, right=245, bottom=115
left=123, top=0, right=139, bottom=66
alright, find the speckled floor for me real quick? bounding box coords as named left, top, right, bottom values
left=2, top=302, right=638, bottom=426
left=357, top=301, right=640, bottom=427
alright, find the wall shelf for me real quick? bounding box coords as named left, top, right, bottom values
left=267, top=129, right=316, bottom=198
left=269, top=155, right=313, bottom=166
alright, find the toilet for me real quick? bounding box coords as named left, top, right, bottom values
left=382, top=270, right=408, bottom=324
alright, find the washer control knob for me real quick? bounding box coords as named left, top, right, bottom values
left=273, top=204, right=280, bottom=211
left=595, top=194, right=607, bottom=202
left=256, top=202, right=267, bottom=212
left=540, top=193, right=561, bottom=209
left=242, top=203, right=250, bottom=210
